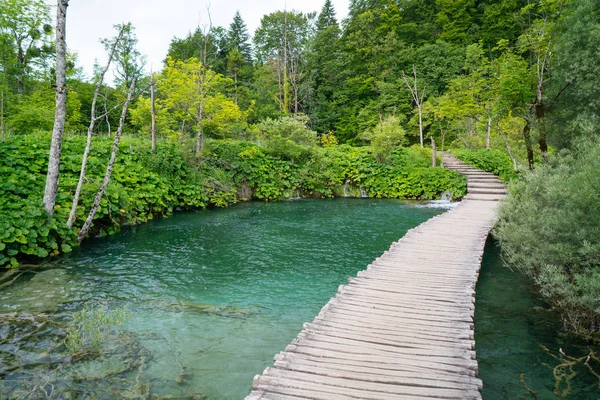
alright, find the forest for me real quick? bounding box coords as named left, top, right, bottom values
left=0, top=0, right=599, bottom=341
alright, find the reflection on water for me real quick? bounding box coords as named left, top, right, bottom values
left=475, top=238, right=600, bottom=399
left=0, top=199, right=444, bottom=399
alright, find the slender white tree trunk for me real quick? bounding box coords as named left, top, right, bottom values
left=417, top=104, right=423, bottom=147
left=1, top=85, right=4, bottom=142
left=67, top=28, right=123, bottom=228
left=150, top=72, right=157, bottom=152
left=497, top=122, right=518, bottom=172
left=43, top=0, right=69, bottom=216
left=402, top=65, right=426, bottom=148
left=486, top=104, right=492, bottom=149
left=77, top=78, right=136, bottom=242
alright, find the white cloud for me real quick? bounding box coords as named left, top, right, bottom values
left=46, top=0, right=349, bottom=81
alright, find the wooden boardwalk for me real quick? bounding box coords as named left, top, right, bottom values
left=246, top=154, right=506, bottom=399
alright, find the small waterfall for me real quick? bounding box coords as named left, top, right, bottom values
left=360, top=187, right=368, bottom=198
left=343, top=180, right=349, bottom=197
left=441, top=191, right=453, bottom=202
left=296, top=189, right=302, bottom=199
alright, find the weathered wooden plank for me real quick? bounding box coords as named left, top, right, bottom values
left=261, top=369, right=482, bottom=399
left=311, top=315, right=475, bottom=341
left=293, top=331, right=476, bottom=360
left=326, top=300, right=474, bottom=325
left=273, top=353, right=482, bottom=387
left=273, top=360, right=482, bottom=391
left=304, top=321, right=475, bottom=350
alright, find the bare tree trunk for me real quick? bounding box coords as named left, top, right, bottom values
left=523, top=120, right=535, bottom=170
left=195, top=99, right=205, bottom=157
left=77, top=78, right=136, bottom=242
left=486, top=105, right=492, bottom=149
left=150, top=72, right=157, bottom=152
left=497, top=122, right=518, bottom=172
left=67, top=27, right=123, bottom=229
left=103, top=88, right=111, bottom=136
left=42, top=0, right=69, bottom=216
left=402, top=65, right=426, bottom=148
left=439, top=124, right=446, bottom=152
left=417, top=104, right=423, bottom=147
left=431, top=137, right=436, bottom=168
left=1, top=84, right=4, bottom=142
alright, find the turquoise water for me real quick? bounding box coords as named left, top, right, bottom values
left=475, top=238, right=600, bottom=399
left=0, top=199, right=445, bottom=399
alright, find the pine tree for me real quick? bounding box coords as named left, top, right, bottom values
left=227, top=11, right=252, bottom=61
left=306, top=0, right=342, bottom=132
left=316, top=0, right=337, bottom=31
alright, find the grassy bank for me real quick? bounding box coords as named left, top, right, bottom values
left=0, top=134, right=466, bottom=268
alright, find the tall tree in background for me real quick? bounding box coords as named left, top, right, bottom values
left=0, top=33, right=12, bottom=141
left=547, top=0, right=598, bottom=148
left=254, top=10, right=316, bottom=114
left=402, top=66, right=427, bottom=147
left=435, top=0, right=476, bottom=44
left=102, top=22, right=146, bottom=92
left=306, top=0, right=341, bottom=132
left=226, top=11, right=252, bottom=106
left=517, top=0, right=570, bottom=159
left=0, top=0, right=52, bottom=94
left=227, top=11, right=252, bottom=60
left=42, top=0, right=68, bottom=216
left=165, top=25, right=228, bottom=74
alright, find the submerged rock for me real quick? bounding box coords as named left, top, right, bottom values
left=0, top=269, right=76, bottom=313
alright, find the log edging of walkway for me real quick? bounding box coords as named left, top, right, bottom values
left=246, top=153, right=506, bottom=400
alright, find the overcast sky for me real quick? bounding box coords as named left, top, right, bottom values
left=49, top=0, right=349, bottom=80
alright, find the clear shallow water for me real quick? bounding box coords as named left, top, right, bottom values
left=0, top=199, right=445, bottom=399
left=476, top=238, right=600, bottom=399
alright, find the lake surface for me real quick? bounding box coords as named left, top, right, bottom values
left=2, top=199, right=597, bottom=399
left=475, top=238, right=600, bottom=399
left=0, top=199, right=444, bottom=399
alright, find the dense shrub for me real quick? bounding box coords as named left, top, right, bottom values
left=0, top=134, right=466, bottom=267
left=452, top=148, right=519, bottom=183
left=494, top=138, right=600, bottom=336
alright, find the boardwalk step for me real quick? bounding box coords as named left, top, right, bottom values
left=468, top=182, right=506, bottom=189
left=468, top=188, right=507, bottom=195
left=465, top=194, right=505, bottom=201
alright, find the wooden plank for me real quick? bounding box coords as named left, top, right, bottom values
left=273, top=360, right=482, bottom=391
left=262, top=369, right=482, bottom=399
left=273, top=353, right=482, bottom=387
left=294, top=331, right=475, bottom=360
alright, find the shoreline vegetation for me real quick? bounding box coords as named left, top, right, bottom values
left=0, top=132, right=467, bottom=269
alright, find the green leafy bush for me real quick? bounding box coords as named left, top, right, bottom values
left=0, top=134, right=466, bottom=267
left=494, top=138, right=600, bottom=336
left=452, top=148, right=518, bottom=183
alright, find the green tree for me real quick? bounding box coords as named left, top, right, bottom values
left=227, top=11, right=252, bottom=61
left=150, top=57, right=246, bottom=147
left=305, top=0, right=342, bottom=133
left=547, top=0, right=600, bottom=148
left=254, top=10, right=316, bottom=114
left=256, top=114, right=318, bottom=161
left=360, top=115, right=408, bottom=163
left=516, top=0, right=572, bottom=158
left=225, top=12, right=253, bottom=109
left=102, top=22, right=146, bottom=91
left=0, top=0, right=52, bottom=94
left=435, top=0, right=476, bottom=44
